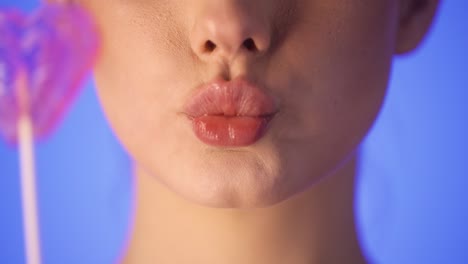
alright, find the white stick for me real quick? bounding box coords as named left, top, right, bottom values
left=18, top=114, right=42, bottom=264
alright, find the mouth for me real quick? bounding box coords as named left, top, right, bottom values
left=183, top=77, right=278, bottom=147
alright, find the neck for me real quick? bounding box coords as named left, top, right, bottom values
left=123, top=156, right=366, bottom=264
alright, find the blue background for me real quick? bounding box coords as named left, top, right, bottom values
left=0, top=1, right=467, bottom=263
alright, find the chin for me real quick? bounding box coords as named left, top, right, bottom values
left=159, top=148, right=297, bottom=209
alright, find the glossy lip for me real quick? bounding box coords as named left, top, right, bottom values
left=183, top=77, right=278, bottom=147
left=183, top=78, right=277, bottom=118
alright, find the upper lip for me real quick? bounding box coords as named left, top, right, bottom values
left=183, top=77, right=278, bottom=118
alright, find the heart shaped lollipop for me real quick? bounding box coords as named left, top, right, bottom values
left=0, top=3, right=99, bottom=144
left=0, top=4, right=100, bottom=264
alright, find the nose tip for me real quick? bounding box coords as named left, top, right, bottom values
left=190, top=4, right=271, bottom=62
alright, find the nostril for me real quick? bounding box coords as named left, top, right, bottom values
left=201, top=38, right=259, bottom=54
left=204, top=40, right=217, bottom=52
left=242, top=38, right=258, bottom=52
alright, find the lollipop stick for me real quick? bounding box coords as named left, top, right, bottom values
left=18, top=115, right=42, bottom=264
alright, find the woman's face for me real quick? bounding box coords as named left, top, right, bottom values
left=77, top=0, right=432, bottom=207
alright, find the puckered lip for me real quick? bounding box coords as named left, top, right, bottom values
left=182, top=77, right=278, bottom=119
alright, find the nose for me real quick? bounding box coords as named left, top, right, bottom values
left=189, top=2, right=272, bottom=63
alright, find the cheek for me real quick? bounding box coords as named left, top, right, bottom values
left=279, top=1, right=396, bottom=136
left=87, top=0, right=195, bottom=154
left=264, top=1, right=397, bottom=185
left=315, top=2, right=396, bottom=140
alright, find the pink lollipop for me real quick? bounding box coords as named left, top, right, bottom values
left=0, top=3, right=99, bottom=143
left=0, top=3, right=99, bottom=264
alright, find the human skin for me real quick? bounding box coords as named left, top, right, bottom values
left=55, top=0, right=438, bottom=263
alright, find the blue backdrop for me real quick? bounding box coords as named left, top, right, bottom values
left=0, top=1, right=467, bottom=263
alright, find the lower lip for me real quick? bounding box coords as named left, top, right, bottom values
left=191, top=115, right=272, bottom=147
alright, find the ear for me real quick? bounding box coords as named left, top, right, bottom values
left=395, top=0, right=440, bottom=54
